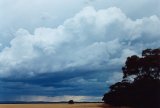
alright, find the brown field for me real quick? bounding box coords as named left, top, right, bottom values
left=0, top=103, right=130, bottom=108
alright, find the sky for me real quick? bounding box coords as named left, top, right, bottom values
left=0, top=0, right=160, bottom=102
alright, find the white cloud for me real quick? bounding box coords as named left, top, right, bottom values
left=0, top=6, right=159, bottom=78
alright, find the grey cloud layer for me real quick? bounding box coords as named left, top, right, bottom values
left=0, top=6, right=160, bottom=78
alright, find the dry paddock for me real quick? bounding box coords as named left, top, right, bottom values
left=0, top=103, right=131, bottom=108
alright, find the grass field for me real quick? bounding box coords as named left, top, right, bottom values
left=0, top=103, right=131, bottom=108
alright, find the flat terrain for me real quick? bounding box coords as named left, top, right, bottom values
left=0, top=103, right=130, bottom=108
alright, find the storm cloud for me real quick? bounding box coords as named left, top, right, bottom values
left=0, top=6, right=160, bottom=78
left=0, top=0, right=160, bottom=102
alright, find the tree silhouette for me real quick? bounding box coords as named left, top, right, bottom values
left=68, top=100, right=74, bottom=104
left=102, top=48, right=160, bottom=107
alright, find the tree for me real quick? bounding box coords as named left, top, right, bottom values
left=102, top=48, right=160, bottom=107
left=68, top=100, right=74, bottom=104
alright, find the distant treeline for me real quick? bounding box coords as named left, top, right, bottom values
left=0, top=101, right=102, bottom=104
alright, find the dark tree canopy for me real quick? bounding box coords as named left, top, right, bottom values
left=68, top=100, right=74, bottom=104
left=102, top=48, right=160, bottom=107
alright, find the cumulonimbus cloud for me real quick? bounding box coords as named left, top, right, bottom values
left=0, top=6, right=160, bottom=78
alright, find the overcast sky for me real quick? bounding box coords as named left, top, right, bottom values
left=0, top=0, right=160, bottom=102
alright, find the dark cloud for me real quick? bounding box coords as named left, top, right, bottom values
left=0, top=5, right=159, bottom=101
left=0, top=69, right=110, bottom=99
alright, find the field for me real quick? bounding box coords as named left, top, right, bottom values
left=0, top=103, right=130, bottom=108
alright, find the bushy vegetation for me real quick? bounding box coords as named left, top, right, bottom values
left=103, top=48, right=160, bottom=107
